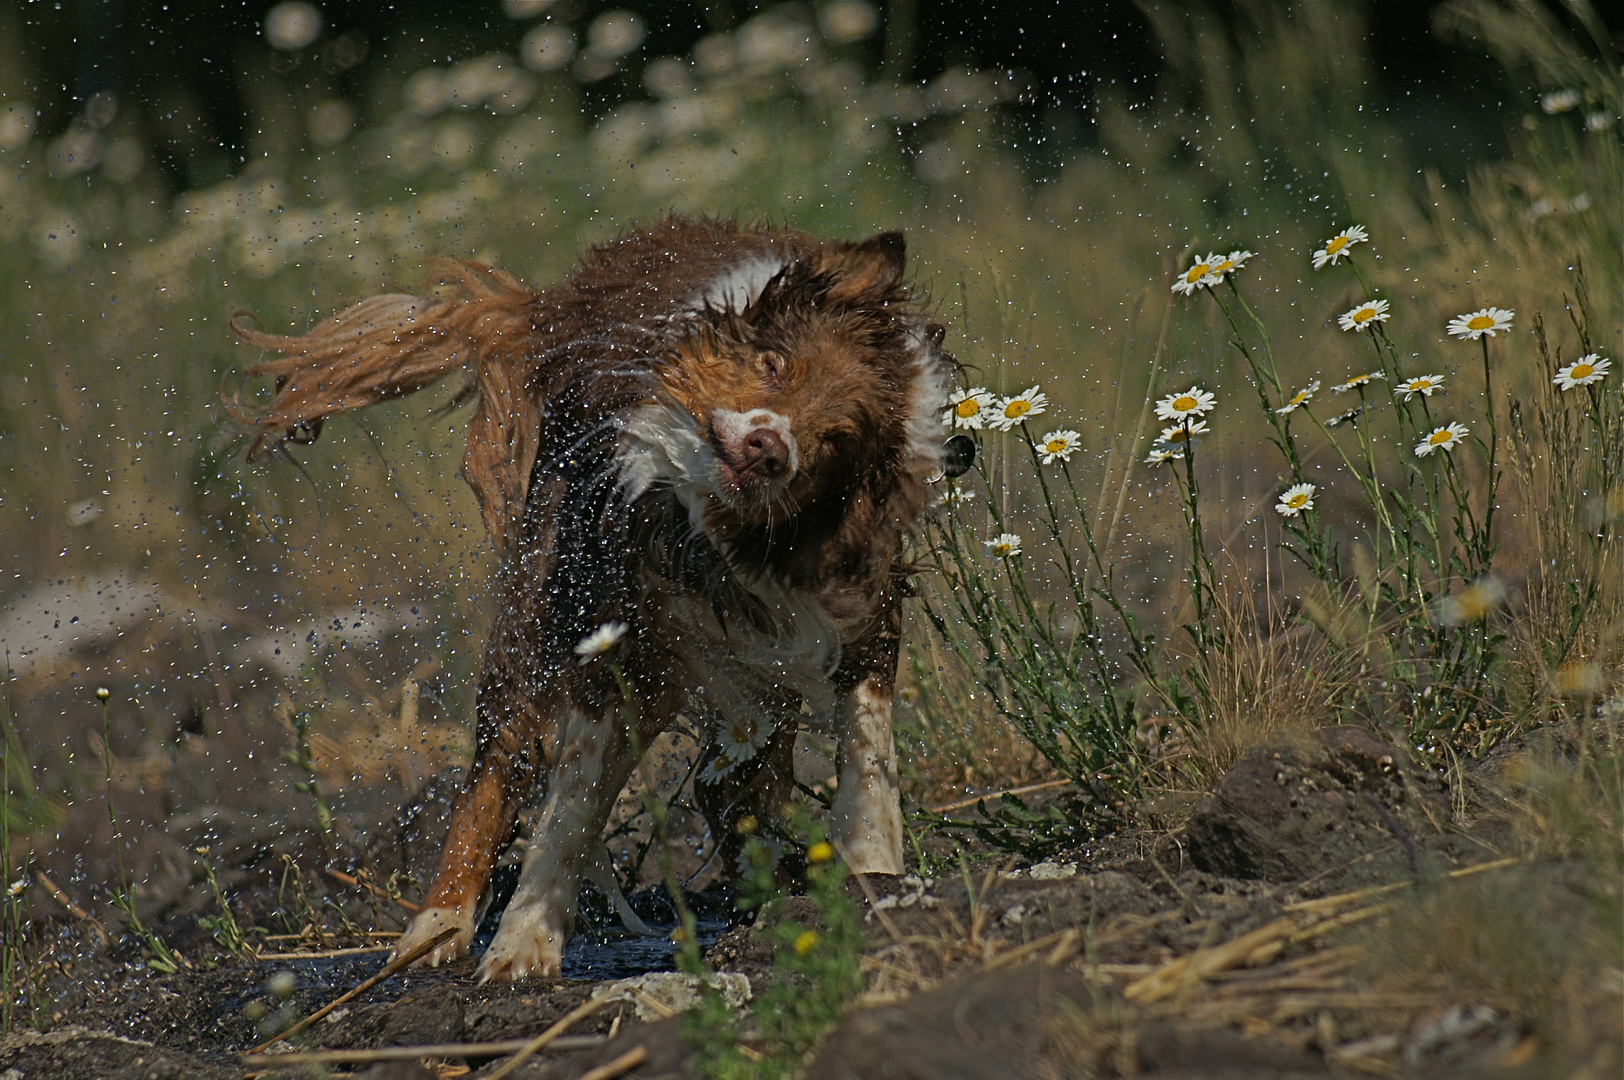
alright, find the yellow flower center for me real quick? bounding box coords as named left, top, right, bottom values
left=1352, top=307, right=1376, bottom=324
left=1571, top=363, right=1594, bottom=379
left=794, top=930, right=820, bottom=956
left=1414, top=380, right=1432, bottom=390
left=1287, top=493, right=1309, bottom=509
left=1326, top=236, right=1349, bottom=255
left=1172, top=395, right=1198, bottom=412
left=1212, top=259, right=1233, bottom=274
left=1004, top=400, right=1031, bottom=419
left=1429, top=430, right=1452, bottom=446
left=1045, top=439, right=1066, bottom=453
left=1292, top=392, right=1308, bottom=405
left=955, top=399, right=981, bottom=418
left=1184, top=263, right=1210, bottom=283
left=1467, top=315, right=1495, bottom=330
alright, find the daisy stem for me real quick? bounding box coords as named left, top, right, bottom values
left=1479, top=335, right=1499, bottom=553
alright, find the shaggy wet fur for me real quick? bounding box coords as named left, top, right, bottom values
left=231, top=217, right=956, bottom=980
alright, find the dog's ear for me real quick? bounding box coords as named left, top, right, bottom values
left=824, top=231, right=906, bottom=304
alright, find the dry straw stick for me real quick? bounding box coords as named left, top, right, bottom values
left=247, top=925, right=457, bottom=1053
left=575, top=1046, right=650, bottom=1080
left=239, top=1035, right=605, bottom=1067
left=483, top=995, right=616, bottom=1080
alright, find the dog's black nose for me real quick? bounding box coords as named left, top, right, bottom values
left=741, top=427, right=790, bottom=478
left=942, top=434, right=976, bottom=478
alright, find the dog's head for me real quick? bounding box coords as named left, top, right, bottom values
left=630, top=232, right=952, bottom=537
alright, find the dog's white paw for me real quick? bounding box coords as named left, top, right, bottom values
left=476, top=905, right=566, bottom=982
left=392, top=906, right=474, bottom=968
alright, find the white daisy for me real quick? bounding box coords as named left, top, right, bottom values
left=1337, top=299, right=1390, bottom=332
left=698, top=714, right=776, bottom=784
left=1036, top=429, right=1082, bottom=464
left=1333, top=371, right=1386, bottom=393
left=1446, top=307, right=1515, bottom=340
left=938, top=486, right=976, bottom=508
left=1154, top=386, right=1217, bottom=423
left=1157, top=419, right=1209, bottom=446
left=984, top=532, right=1022, bottom=558
left=1312, top=225, right=1369, bottom=270
left=989, top=386, right=1048, bottom=431
left=1554, top=353, right=1610, bottom=390
left=1275, top=482, right=1316, bottom=518
left=1275, top=380, right=1321, bottom=415
left=1395, top=374, right=1445, bottom=400
left=1585, top=112, right=1615, bottom=132
left=945, top=387, right=996, bottom=430
left=1415, top=422, right=1469, bottom=457
left=1206, top=249, right=1255, bottom=281
left=1325, top=407, right=1363, bottom=428
left=574, top=621, right=628, bottom=663
left=1172, top=254, right=1217, bottom=296
left=1145, top=447, right=1185, bottom=464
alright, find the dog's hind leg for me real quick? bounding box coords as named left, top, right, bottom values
left=391, top=720, right=533, bottom=968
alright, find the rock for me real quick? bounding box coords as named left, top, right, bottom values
left=1183, top=726, right=1450, bottom=886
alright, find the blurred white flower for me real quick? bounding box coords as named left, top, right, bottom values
left=1145, top=447, right=1185, bottom=464
left=522, top=26, right=576, bottom=72
left=588, top=11, right=646, bottom=59
left=1332, top=371, right=1385, bottom=393
left=503, top=0, right=558, bottom=17
left=1275, top=380, right=1320, bottom=414
left=0, top=102, right=37, bottom=149
left=575, top=621, right=629, bottom=662
left=264, top=2, right=321, bottom=51
left=308, top=100, right=354, bottom=145
left=1540, top=89, right=1580, bottom=114
left=984, top=533, right=1022, bottom=558
left=820, top=1, right=879, bottom=43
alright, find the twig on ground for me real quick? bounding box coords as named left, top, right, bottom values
left=573, top=1046, right=648, bottom=1080
left=328, top=867, right=421, bottom=913
left=484, top=995, right=615, bottom=1080
left=33, top=870, right=109, bottom=945
left=239, top=1035, right=606, bottom=1067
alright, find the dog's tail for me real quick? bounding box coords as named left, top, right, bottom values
left=229, top=259, right=540, bottom=554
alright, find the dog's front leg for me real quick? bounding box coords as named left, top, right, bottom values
left=477, top=704, right=641, bottom=981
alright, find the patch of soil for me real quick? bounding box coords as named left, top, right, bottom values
left=5, top=726, right=1618, bottom=1080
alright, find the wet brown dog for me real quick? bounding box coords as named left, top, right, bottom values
left=232, top=217, right=956, bottom=980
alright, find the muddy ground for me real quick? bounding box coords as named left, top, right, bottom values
left=3, top=723, right=1619, bottom=1080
